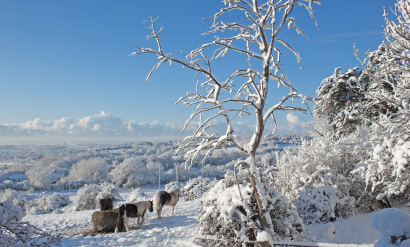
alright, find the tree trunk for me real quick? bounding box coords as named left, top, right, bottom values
left=248, top=170, right=268, bottom=228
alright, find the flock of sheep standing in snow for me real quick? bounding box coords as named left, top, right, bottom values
left=91, top=188, right=181, bottom=234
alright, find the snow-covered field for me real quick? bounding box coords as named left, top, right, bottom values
left=23, top=188, right=203, bottom=247
left=22, top=187, right=410, bottom=247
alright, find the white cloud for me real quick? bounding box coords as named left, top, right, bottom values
left=0, top=111, right=309, bottom=144
left=19, top=118, right=53, bottom=130
left=286, top=113, right=301, bottom=125
left=0, top=111, right=189, bottom=144
left=270, top=113, right=308, bottom=135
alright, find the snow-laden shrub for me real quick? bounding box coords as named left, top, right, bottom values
left=109, top=157, right=157, bottom=187
left=275, top=137, right=360, bottom=201
left=125, top=187, right=150, bottom=203
left=294, top=167, right=356, bottom=224
left=182, top=177, right=217, bottom=201
left=0, top=201, right=61, bottom=246
left=68, top=158, right=108, bottom=183
left=26, top=165, right=54, bottom=190
left=371, top=208, right=410, bottom=247
left=74, top=184, right=101, bottom=211
left=96, top=182, right=121, bottom=202
left=197, top=171, right=307, bottom=246
left=352, top=127, right=410, bottom=205
left=25, top=193, right=70, bottom=215
left=75, top=183, right=120, bottom=211
left=0, top=189, right=27, bottom=210
left=275, top=135, right=360, bottom=222
left=164, top=181, right=180, bottom=192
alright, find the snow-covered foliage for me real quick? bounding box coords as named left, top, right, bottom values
left=0, top=201, right=61, bottom=246
left=197, top=171, right=307, bottom=246
left=68, top=158, right=108, bottom=183
left=371, top=208, right=410, bottom=247
left=125, top=187, right=150, bottom=203
left=353, top=127, right=410, bottom=204
left=26, top=164, right=55, bottom=190
left=74, top=184, right=101, bottom=211
left=0, top=189, right=27, bottom=209
left=74, top=182, right=119, bottom=211
left=25, top=193, right=70, bottom=215
left=296, top=182, right=355, bottom=224
left=275, top=137, right=358, bottom=223
left=182, top=177, right=217, bottom=201
left=109, top=157, right=158, bottom=187
left=314, top=67, right=372, bottom=139
left=96, top=182, right=121, bottom=202
left=353, top=0, right=410, bottom=205
left=302, top=0, right=410, bottom=216
left=164, top=181, right=180, bottom=192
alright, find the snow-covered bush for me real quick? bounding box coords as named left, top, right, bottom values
left=296, top=167, right=356, bottom=224
left=371, top=208, right=410, bottom=247
left=0, top=201, right=61, bottom=246
left=352, top=127, right=410, bottom=206
left=75, top=183, right=120, bottom=211
left=0, top=189, right=27, bottom=209
left=74, top=184, right=101, bottom=211
left=25, top=193, right=70, bottom=215
left=164, top=181, right=180, bottom=192
left=68, top=158, right=108, bottom=183
left=125, top=187, right=150, bottom=203
left=275, top=136, right=359, bottom=222
left=296, top=182, right=355, bottom=224
left=161, top=169, right=177, bottom=185
left=26, top=165, right=54, bottom=190
left=96, top=182, right=121, bottom=202
left=182, top=177, right=217, bottom=201
left=109, top=157, right=156, bottom=187
left=197, top=171, right=307, bottom=246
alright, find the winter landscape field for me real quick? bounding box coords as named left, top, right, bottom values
left=2, top=0, right=410, bottom=246
left=1, top=136, right=409, bottom=247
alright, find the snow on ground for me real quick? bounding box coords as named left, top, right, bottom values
left=23, top=188, right=203, bottom=247
left=307, top=205, right=410, bottom=246
left=22, top=187, right=409, bottom=247
left=306, top=212, right=379, bottom=245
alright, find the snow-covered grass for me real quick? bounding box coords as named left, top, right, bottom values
left=20, top=187, right=410, bottom=247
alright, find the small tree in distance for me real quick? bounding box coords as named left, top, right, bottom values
left=132, top=0, right=321, bottom=244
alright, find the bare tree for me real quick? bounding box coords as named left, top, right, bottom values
left=131, top=0, right=320, bottom=241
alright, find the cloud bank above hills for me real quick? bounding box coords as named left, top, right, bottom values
left=0, top=111, right=307, bottom=145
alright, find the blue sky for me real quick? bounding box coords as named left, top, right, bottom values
left=0, top=0, right=393, bottom=144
